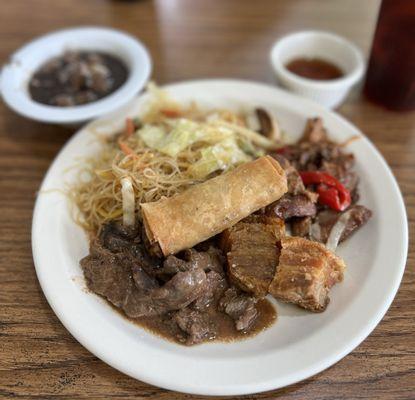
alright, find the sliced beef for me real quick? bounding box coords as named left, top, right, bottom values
left=130, top=244, right=162, bottom=280
left=155, top=247, right=225, bottom=280
left=82, top=239, right=138, bottom=308
left=291, top=216, right=312, bottom=238
left=173, top=308, right=215, bottom=345
left=279, top=141, right=357, bottom=201
left=81, top=239, right=207, bottom=318
left=271, top=154, right=305, bottom=195
left=267, top=155, right=318, bottom=221
left=321, top=159, right=359, bottom=194
left=143, top=269, right=207, bottom=312
left=316, top=205, right=372, bottom=243
left=193, top=270, right=228, bottom=310
left=221, top=215, right=284, bottom=297
left=102, top=220, right=139, bottom=239
left=286, top=166, right=307, bottom=196
left=273, top=118, right=364, bottom=226
left=269, top=237, right=345, bottom=312
left=268, top=194, right=317, bottom=220
left=100, top=220, right=140, bottom=252
left=279, top=117, right=353, bottom=175
left=204, top=246, right=227, bottom=273
left=131, top=265, right=158, bottom=292
left=99, top=221, right=161, bottom=281
left=219, top=288, right=258, bottom=331
left=322, top=153, right=355, bottom=172
left=271, top=153, right=291, bottom=170
left=284, top=141, right=343, bottom=172
left=156, top=255, right=191, bottom=278
left=183, top=248, right=225, bottom=274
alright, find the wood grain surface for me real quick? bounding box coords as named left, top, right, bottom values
left=0, top=0, right=414, bottom=399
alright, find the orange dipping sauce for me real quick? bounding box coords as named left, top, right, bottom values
left=286, top=58, right=343, bottom=81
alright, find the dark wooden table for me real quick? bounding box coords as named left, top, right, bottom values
left=1, top=1, right=414, bottom=399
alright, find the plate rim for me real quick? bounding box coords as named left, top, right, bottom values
left=31, top=78, right=408, bottom=395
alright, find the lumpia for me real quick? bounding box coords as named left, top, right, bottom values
left=141, top=155, right=287, bottom=255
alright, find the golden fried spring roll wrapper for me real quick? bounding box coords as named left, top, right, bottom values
left=141, top=155, right=287, bottom=256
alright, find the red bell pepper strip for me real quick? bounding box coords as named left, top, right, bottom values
left=299, top=171, right=351, bottom=211
left=316, top=185, right=348, bottom=211
left=275, top=146, right=287, bottom=155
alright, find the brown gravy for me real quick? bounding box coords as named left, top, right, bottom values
left=286, top=57, right=343, bottom=80
left=111, top=298, right=277, bottom=345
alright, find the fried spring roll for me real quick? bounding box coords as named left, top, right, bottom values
left=141, top=156, right=287, bottom=256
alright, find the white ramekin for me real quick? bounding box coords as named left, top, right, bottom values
left=270, top=31, right=364, bottom=109
left=0, top=26, right=152, bottom=125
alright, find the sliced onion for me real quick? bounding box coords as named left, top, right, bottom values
left=210, top=120, right=280, bottom=150
left=121, top=176, right=135, bottom=227
left=245, top=110, right=261, bottom=132
left=326, top=210, right=352, bottom=252
left=310, top=222, right=321, bottom=242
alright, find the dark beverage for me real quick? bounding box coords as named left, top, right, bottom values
left=364, top=0, right=415, bottom=111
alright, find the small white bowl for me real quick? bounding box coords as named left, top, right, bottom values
left=270, top=31, right=364, bottom=109
left=0, top=26, right=152, bottom=125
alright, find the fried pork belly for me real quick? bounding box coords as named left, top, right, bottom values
left=221, top=215, right=285, bottom=297
left=269, top=236, right=345, bottom=312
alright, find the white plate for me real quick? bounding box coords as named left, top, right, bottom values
left=32, top=80, right=408, bottom=396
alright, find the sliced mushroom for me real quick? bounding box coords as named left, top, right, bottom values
left=255, top=108, right=281, bottom=142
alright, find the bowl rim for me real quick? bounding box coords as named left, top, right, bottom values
left=0, top=26, right=152, bottom=124
left=270, top=30, right=365, bottom=90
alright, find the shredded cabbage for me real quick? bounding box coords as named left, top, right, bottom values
left=138, top=119, right=206, bottom=157
left=138, top=118, right=239, bottom=158
left=137, top=118, right=254, bottom=179
left=188, top=137, right=251, bottom=178
left=238, top=137, right=265, bottom=157
left=159, top=119, right=204, bottom=156
left=138, top=125, right=165, bottom=149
